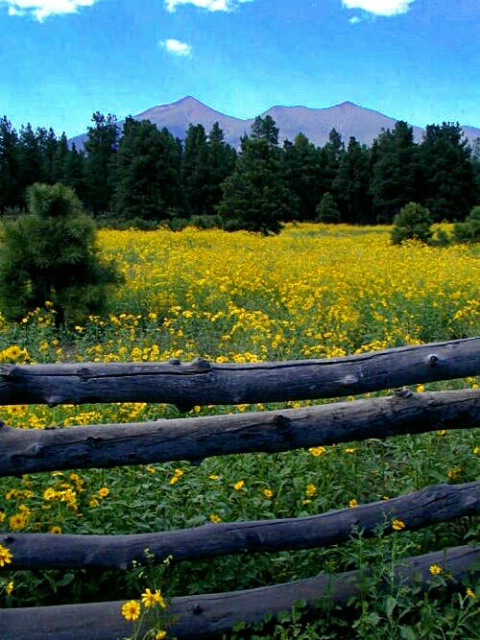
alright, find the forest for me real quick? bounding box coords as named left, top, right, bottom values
left=0, top=111, right=479, bottom=233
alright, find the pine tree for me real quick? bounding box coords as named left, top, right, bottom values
left=0, top=183, right=121, bottom=325
left=218, top=119, right=298, bottom=235
left=333, top=136, right=372, bottom=224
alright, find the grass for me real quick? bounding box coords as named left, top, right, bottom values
left=0, top=222, right=479, bottom=638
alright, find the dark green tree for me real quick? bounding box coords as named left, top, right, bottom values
left=181, top=123, right=210, bottom=216
left=333, top=136, right=372, bottom=224
left=112, top=118, right=182, bottom=222
left=84, top=112, right=119, bottom=214
left=391, top=202, right=432, bottom=245
left=282, top=133, right=323, bottom=220
left=318, top=128, right=345, bottom=201
left=416, top=122, right=478, bottom=221
left=369, top=121, right=417, bottom=223
left=316, top=192, right=340, bottom=223
left=18, top=123, right=44, bottom=200
left=0, top=183, right=121, bottom=325
left=0, top=116, right=20, bottom=212
left=218, top=121, right=298, bottom=234
left=251, top=115, right=279, bottom=145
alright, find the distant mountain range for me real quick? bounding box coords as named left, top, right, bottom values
left=70, top=96, right=480, bottom=150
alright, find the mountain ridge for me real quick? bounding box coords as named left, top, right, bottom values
left=70, top=96, right=480, bottom=150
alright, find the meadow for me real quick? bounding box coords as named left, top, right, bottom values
left=0, top=223, right=479, bottom=639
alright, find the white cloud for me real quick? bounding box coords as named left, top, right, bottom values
left=342, top=0, right=415, bottom=17
left=160, top=38, right=193, bottom=56
left=165, top=0, right=253, bottom=13
left=1, top=0, right=98, bottom=20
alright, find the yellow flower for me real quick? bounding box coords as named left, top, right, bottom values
left=209, top=513, right=221, bottom=522
left=89, top=497, right=99, bottom=508
left=141, top=588, right=166, bottom=609
left=466, top=587, right=476, bottom=599
left=309, top=446, right=326, bottom=456
left=305, top=484, right=317, bottom=498
left=0, top=544, right=13, bottom=567
left=349, top=499, right=358, bottom=508
left=209, top=475, right=220, bottom=480
left=344, top=447, right=357, bottom=454
left=416, top=384, right=425, bottom=393
left=6, top=581, right=14, bottom=595
left=9, top=513, right=28, bottom=531
left=233, top=480, right=245, bottom=491
left=155, top=632, right=167, bottom=639
left=263, top=489, right=273, bottom=499
left=392, top=519, right=406, bottom=531
left=473, top=447, right=480, bottom=455
left=121, top=600, right=141, bottom=621
left=49, top=525, right=62, bottom=534
left=98, top=487, right=109, bottom=498
left=429, top=564, right=442, bottom=576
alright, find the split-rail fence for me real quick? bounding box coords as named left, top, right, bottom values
left=0, top=336, right=479, bottom=639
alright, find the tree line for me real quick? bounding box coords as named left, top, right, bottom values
left=1, top=111, right=479, bottom=233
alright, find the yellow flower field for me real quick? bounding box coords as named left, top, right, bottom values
left=0, top=223, right=478, bottom=636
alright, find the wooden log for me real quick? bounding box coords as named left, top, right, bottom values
left=0, top=388, right=479, bottom=476
left=0, top=544, right=478, bottom=639
left=1, top=481, right=478, bottom=570
left=0, top=337, right=478, bottom=407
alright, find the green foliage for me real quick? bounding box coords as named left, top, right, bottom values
left=453, top=205, right=480, bottom=243
left=316, top=192, right=340, bottom=223
left=391, top=202, right=433, bottom=245
left=0, top=183, right=121, bottom=325
left=218, top=132, right=298, bottom=235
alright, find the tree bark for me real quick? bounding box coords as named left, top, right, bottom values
left=1, top=388, right=479, bottom=476
left=1, top=481, right=478, bottom=570
left=0, top=337, right=478, bottom=407
left=0, top=544, right=477, bottom=639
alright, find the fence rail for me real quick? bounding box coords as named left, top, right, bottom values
left=0, top=337, right=479, bottom=639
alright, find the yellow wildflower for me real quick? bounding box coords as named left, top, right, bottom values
left=98, top=487, right=109, bottom=498
left=263, top=489, right=273, bottom=499
left=349, top=499, right=358, bottom=508
left=121, top=600, right=141, bottom=621
left=209, top=514, right=221, bottom=523
left=141, top=588, right=166, bottom=609
left=430, top=564, right=442, bottom=576
left=233, top=480, right=245, bottom=491
left=0, top=544, right=13, bottom=567
left=305, top=484, right=317, bottom=498
left=309, top=446, right=326, bottom=456
left=392, top=519, right=406, bottom=531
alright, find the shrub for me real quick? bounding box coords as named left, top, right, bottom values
left=0, top=183, right=122, bottom=326
left=391, top=202, right=433, bottom=245
left=453, top=205, right=480, bottom=243
left=316, top=192, right=341, bottom=223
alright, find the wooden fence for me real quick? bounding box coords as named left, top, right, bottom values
left=0, top=337, right=479, bottom=639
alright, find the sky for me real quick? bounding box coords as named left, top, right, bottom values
left=1, top=0, right=479, bottom=138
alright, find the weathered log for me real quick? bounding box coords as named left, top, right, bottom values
left=0, top=544, right=478, bottom=640
left=1, top=481, right=478, bottom=570
left=0, top=388, right=479, bottom=476
left=0, top=337, right=478, bottom=407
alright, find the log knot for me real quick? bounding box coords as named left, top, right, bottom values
left=394, top=387, right=413, bottom=399
left=427, top=354, right=443, bottom=367
left=188, top=358, right=212, bottom=373
left=192, top=603, right=203, bottom=615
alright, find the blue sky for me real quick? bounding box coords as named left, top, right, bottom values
left=1, top=0, right=479, bottom=138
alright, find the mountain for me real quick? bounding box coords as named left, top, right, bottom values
left=69, top=96, right=480, bottom=150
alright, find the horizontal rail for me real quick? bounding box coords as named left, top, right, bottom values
left=0, top=337, right=478, bottom=407
left=1, top=388, right=479, bottom=476
left=0, top=544, right=478, bottom=639
left=1, top=481, right=478, bottom=570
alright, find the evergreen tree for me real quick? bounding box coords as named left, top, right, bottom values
left=0, top=183, right=121, bottom=325
left=369, top=121, right=417, bottom=223
left=218, top=120, right=298, bottom=234
left=333, top=136, right=372, bottom=223
left=202, top=122, right=237, bottom=215
left=282, top=133, right=323, bottom=220
left=417, top=122, right=478, bottom=221
left=391, top=202, right=432, bottom=245
left=251, top=115, right=279, bottom=145
left=316, top=192, right=340, bottom=223
left=318, top=128, right=345, bottom=200
left=112, top=118, right=182, bottom=221
left=84, top=112, right=119, bottom=214
left=0, top=116, right=20, bottom=212
left=181, top=123, right=210, bottom=216
left=18, top=123, right=44, bottom=201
